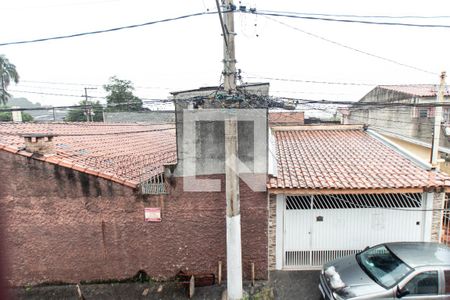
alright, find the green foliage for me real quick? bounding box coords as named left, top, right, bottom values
left=0, top=107, right=34, bottom=122
left=0, top=111, right=11, bottom=121
left=22, top=112, right=33, bottom=122
left=104, top=76, right=143, bottom=112
left=0, top=54, right=20, bottom=105
left=64, top=100, right=104, bottom=122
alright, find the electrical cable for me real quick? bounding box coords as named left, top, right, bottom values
left=262, top=16, right=437, bottom=76
left=256, top=10, right=450, bottom=20
left=20, top=79, right=172, bottom=90
left=243, top=73, right=377, bottom=86
left=0, top=10, right=223, bottom=47
left=245, top=10, right=450, bottom=29
left=7, top=89, right=174, bottom=103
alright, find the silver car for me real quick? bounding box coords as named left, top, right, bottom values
left=319, top=242, right=450, bottom=299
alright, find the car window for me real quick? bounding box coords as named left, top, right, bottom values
left=357, top=245, right=412, bottom=288
left=403, top=271, right=438, bottom=295
left=445, top=270, right=450, bottom=294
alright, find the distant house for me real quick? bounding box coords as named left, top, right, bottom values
left=268, top=111, right=304, bottom=126
left=267, top=124, right=449, bottom=270
left=345, top=84, right=450, bottom=173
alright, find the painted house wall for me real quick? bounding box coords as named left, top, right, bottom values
left=0, top=151, right=268, bottom=287
left=348, top=87, right=450, bottom=149
left=382, top=135, right=450, bottom=174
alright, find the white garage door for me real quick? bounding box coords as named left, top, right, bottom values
left=283, top=193, right=425, bottom=269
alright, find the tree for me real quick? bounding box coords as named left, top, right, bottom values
left=0, top=55, right=20, bottom=106
left=0, top=106, right=33, bottom=122
left=64, top=100, right=104, bottom=122
left=104, top=76, right=143, bottom=111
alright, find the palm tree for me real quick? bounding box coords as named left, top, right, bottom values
left=0, top=54, right=20, bottom=105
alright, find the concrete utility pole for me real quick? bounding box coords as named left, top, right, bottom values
left=430, top=71, right=447, bottom=168
left=216, top=0, right=243, bottom=299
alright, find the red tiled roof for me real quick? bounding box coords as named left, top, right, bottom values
left=0, top=122, right=176, bottom=188
left=379, top=84, right=450, bottom=97
left=269, top=126, right=450, bottom=191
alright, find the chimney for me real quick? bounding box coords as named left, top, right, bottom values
left=11, top=107, right=22, bottom=122
left=23, top=134, right=55, bottom=155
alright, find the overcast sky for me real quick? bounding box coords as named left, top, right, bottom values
left=1, top=0, right=450, bottom=107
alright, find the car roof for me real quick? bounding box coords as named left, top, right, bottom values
left=385, top=242, right=450, bottom=268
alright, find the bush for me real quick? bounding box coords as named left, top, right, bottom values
left=0, top=110, right=33, bottom=122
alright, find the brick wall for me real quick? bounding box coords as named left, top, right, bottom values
left=267, top=194, right=276, bottom=270
left=268, top=111, right=304, bottom=126
left=0, top=151, right=268, bottom=286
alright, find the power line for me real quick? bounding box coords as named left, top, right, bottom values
left=0, top=10, right=221, bottom=47
left=262, top=16, right=437, bottom=76
left=21, top=79, right=172, bottom=90
left=8, top=89, right=93, bottom=98
left=256, top=10, right=450, bottom=20
left=243, top=73, right=377, bottom=86
left=245, top=10, right=450, bottom=29
left=270, top=89, right=353, bottom=96
left=9, top=88, right=450, bottom=109
left=8, top=89, right=174, bottom=103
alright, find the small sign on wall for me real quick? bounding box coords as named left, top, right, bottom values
left=144, top=208, right=161, bottom=222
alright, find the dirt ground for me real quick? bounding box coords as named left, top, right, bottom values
left=11, top=280, right=272, bottom=300
left=10, top=271, right=321, bottom=300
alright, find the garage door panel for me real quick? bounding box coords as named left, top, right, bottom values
left=283, top=193, right=424, bottom=269
left=284, top=210, right=310, bottom=250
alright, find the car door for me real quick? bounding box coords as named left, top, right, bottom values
left=398, top=270, right=442, bottom=299
left=443, top=269, right=450, bottom=299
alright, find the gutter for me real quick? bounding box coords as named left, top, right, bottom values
left=372, top=126, right=450, bottom=154
left=367, top=129, right=432, bottom=170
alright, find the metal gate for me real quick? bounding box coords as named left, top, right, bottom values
left=283, top=193, right=424, bottom=269
left=441, top=194, right=450, bottom=246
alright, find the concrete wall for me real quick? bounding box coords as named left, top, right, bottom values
left=172, top=85, right=268, bottom=178
left=104, top=111, right=175, bottom=124
left=348, top=87, right=450, bottom=149
left=0, top=151, right=268, bottom=286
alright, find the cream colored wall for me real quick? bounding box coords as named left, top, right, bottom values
left=382, top=135, right=450, bottom=175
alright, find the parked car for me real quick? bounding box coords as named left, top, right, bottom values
left=319, top=242, right=450, bottom=299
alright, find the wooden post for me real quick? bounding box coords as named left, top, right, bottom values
left=189, top=275, right=195, bottom=298
left=251, top=262, right=255, bottom=286
left=76, top=283, right=84, bottom=300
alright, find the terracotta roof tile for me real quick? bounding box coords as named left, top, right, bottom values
left=17, top=150, right=33, bottom=158
left=0, top=122, right=176, bottom=189
left=269, top=127, right=450, bottom=190
left=3, top=145, right=19, bottom=154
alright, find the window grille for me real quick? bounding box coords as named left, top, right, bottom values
left=286, top=193, right=422, bottom=210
